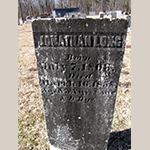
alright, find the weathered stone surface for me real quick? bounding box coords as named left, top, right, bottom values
left=32, top=18, right=128, bottom=150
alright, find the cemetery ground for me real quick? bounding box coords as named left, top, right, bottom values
left=18, top=23, right=131, bottom=150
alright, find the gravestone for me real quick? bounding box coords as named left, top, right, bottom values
left=116, top=10, right=122, bottom=17
left=89, top=11, right=96, bottom=16
left=64, top=13, right=69, bottom=18
left=106, top=11, right=111, bottom=16
left=40, top=13, right=48, bottom=18
left=32, top=18, right=128, bottom=150
left=111, top=11, right=117, bottom=19
left=78, top=13, right=86, bottom=18
left=52, top=11, right=56, bottom=18
left=68, top=12, right=78, bottom=18
left=99, top=12, right=105, bottom=18
left=19, top=18, right=23, bottom=25
left=58, top=13, right=61, bottom=18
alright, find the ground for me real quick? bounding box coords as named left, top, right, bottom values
left=18, top=23, right=131, bottom=150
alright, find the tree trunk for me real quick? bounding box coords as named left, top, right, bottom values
left=18, top=0, right=24, bottom=19
left=102, top=0, right=107, bottom=12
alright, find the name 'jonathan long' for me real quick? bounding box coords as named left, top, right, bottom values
left=38, top=34, right=126, bottom=48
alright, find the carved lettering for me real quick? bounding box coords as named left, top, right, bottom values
left=100, top=36, right=107, bottom=47
left=77, top=35, right=84, bottom=47
left=94, top=35, right=99, bottom=47
left=38, top=34, right=124, bottom=48
left=84, top=35, right=92, bottom=47
left=39, top=53, right=117, bottom=103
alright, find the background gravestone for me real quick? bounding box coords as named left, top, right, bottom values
left=99, top=12, right=105, bottom=18
left=111, top=11, right=117, bottom=19
left=78, top=13, right=86, bottom=18
left=40, top=13, right=48, bottom=18
left=19, top=18, right=23, bottom=25
left=115, top=10, right=123, bottom=17
left=32, top=18, right=128, bottom=150
left=68, top=12, right=79, bottom=18
left=89, top=11, right=96, bottom=16
left=52, top=11, right=56, bottom=18
left=106, top=11, right=111, bottom=15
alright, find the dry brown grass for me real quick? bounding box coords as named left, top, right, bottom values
left=18, top=23, right=131, bottom=149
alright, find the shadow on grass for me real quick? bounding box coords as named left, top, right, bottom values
left=107, top=128, right=131, bottom=150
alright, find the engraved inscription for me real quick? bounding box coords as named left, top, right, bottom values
left=40, top=62, right=66, bottom=72
left=38, top=34, right=124, bottom=48
left=39, top=53, right=117, bottom=103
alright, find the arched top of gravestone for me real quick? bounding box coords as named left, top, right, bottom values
left=32, top=18, right=128, bottom=34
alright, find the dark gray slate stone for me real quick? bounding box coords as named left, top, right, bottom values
left=32, top=18, right=128, bottom=150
